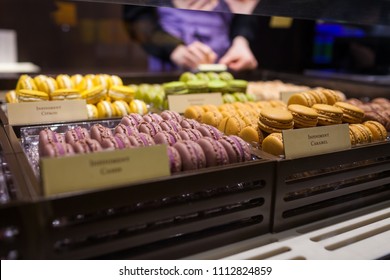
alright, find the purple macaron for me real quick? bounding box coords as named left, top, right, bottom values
left=38, top=128, right=65, bottom=154
left=121, top=113, right=144, bottom=127
left=128, top=132, right=155, bottom=147
left=101, top=133, right=132, bottom=150
left=143, top=113, right=164, bottom=124
left=159, top=119, right=182, bottom=133
left=114, top=123, right=139, bottom=136
left=72, top=138, right=102, bottom=154
left=160, top=110, right=183, bottom=123
left=197, top=137, right=229, bottom=167
left=173, top=140, right=206, bottom=171
left=197, top=124, right=223, bottom=140
left=138, top=121, right=162, bottom=137
left=178, top=128, right=203, bottom=141
left=90, top=124, right=113, bottom=144
left=65, top=126, right=90, bottom=145
left=167, top=146, right=182, bottom=173
left=154, top=131, right=182, bottom=146
left=218, top=135, right=251, bottom=163
left=40, top=141, right=75, bottom=158
left=180, top=118, right=201, bottom=129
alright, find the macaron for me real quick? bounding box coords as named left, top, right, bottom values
left=159, top=120, right=182, bottom=133
left=121, top=113, right=144, bottom=127
left=112, top=100, right=131, bottom=117
left=258, top=107, right=294, bottom=133
left=71, top=74, right=84, bottom=88
left=129, top=99, right=148, bottom=115
left=90, top=124, right=113, bottom=143
left=86, top=104, right=98, bottom=119
left=319, top=89, right=339, bottom=105
left=160, top=110, right=183, bottom=123
left=218, top=116, right=246, bottom=136
left=65, top=126, right=90, bottom=145
left=363, top=121, right=387, bottom=141
left=226, top=79, right=247, bottom=93
left=349, top=124, right=373, bottom=144
left=82, top=85, right=107, bottom=104
left=142, top=112, right=164, bottom=124
left=311, top=104, right=343, bottom=125
left=138, top=121, right=162, bottom=137
left=41, top=142, right=75, bottom=158
left=37, top=76, right=58, bottom=95
left=17, top=89, right=49, bottom=102
left=39, top=128, right=65, bottom=154
left=50, top=88, right=82, bottom=100
left=262, top=133, right=284, bottom=156
left=173, top=140, right=206, bottom=171
left=114, top=123, right=139, bottom=136
left=239, top=126, right=263, bottom=146
left=72, top=139, right=102, bottom=154
left=178, top=128, right=203, bottom=141
left=197, top=124, right=223, bottom=140
left=56, top=74, right=75, bottom=89
left=197, top=137, right=229, bottom=167
left=5, top=90, right=18, bottom=103
left=163, top=81, right=188, bottom=95
left=218, top=135, right=251, bottom=164
left=134, top=132, right=156, bottom=146
left=101, top=133, right=132, bottom=149
left=179, top=72, right=197, bottom=82
left=334, top=101, right=364, bottom=124
left=184, top=105, right=205, bottom=122
left=222, top=93, right=237, bottom=104
left=180, top=118, right=201, bottom=129
left=167, top=146, right=182, bottom=173
left=219, top=71, right=234, bottom=81
left=200, top=110, right=223, bottom=127
left=186, top=80, right=208, bottom=93
left=96, top=100, right=116, bottom=118
left=287, top=104, right=318, bottom=128
left=107, top=85, right=135, bottom=102
left=208, top=80, right=227, bottom=93
left=153, top=131, right=182, bottom=146
left=108, top=75, right=123, bottom=88
left=16, top=75, right=37, bottom=91
left=307, top=89, right=328, bottom=104
left=287, top=92, right=316, bottom=107
left=93, top=74, right=110, bottom=90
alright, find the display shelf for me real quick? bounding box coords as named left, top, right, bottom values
left=273, top=141, right=390, bottom=232
left=185, top=200, right=390, bottom=260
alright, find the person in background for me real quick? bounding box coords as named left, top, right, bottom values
left=123, top=1, right=259, bottom=72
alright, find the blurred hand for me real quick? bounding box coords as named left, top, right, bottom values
left=172, top=0, right=218, bottom=11
left=219, top=36, right=258, bottom=71
left=224, top=0, right=260, bottom=14
left=170, top=41, right=217, bottom=70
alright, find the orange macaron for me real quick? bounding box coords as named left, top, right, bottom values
left=258, top=107, right=294, bottom=133
left=312, top=104, right=343, bottom=125
left=334, top=101, right=364, bottom=124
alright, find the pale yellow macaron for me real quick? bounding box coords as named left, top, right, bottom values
left=108, top=85, right=135, bottom=102
left=82, top=85, right=107, bottom=104
left=37, top=76, right=58, bottom=95
left=129, top=99, right=148, bottom=115
left=96, top=100, right=116, bottom=118
left=108, top=75, right=123, bottom=88
left=56, top=74, right=75, bottom=89
left=50, top=88, right=82, bottom=100
left=16, top=75, right=38, bottom=91
left=86, top=104, right=98, bottom=119
left=113, top=100, right=131, bottom=117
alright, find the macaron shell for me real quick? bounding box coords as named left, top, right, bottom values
left=198, top=124, right=223, bottom=140
left=239, top=126, right=263, bottom=145
left=90, top=124, right=113, bottom=143
left=363, top=121, right=388, bottom=141
left=154, top=131, right=181, bottom=146
left=218, top=116, right=245, bottom=136
left=288, top=92, right=316, bottom=107
left=138, top=121, right=162, bottom=137
left=334, top=101, right=364, bottom=124
left=179, top=128, right=203, bottom=141
left=201, top=110, right=223, bottom=127
left=184, top=105, right=204, bottom=122
left=287, top=104, right=318, bottom=128
left=173, top=140, right=206, bottom=171
left=197, top=137, right=229, bottom=167
left=167, top=146, right=182, bottom=173
left=262, top=133, right=284, bottom=156
left=312, top=104, right=343, bottom=125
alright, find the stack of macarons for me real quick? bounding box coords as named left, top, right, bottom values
left=288, top=88, right=346, bottom=107
left=8, top=73, right=149, bottom=120
left=38, top=110, right=254, bottom=173
left=345, top=97, right=390, bottom=132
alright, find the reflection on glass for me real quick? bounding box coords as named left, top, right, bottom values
left=170, top=0, right=260, bottom=13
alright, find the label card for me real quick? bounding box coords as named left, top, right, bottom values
left=282, top=124, right=351, bottom=159
left=168, top=93, right=223, bottom=114
left=7, top=100, right=87, bottom=125
left=41, top=145, right=170, bottom=196
left=280, top=91, right=304, bottom=104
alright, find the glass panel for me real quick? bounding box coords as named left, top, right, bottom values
left=71, top=0, right=390, bottom=26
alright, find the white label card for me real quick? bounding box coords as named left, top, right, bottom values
left=168, top=93, right=223, bottom=113
left=282, top=124, right=351, bottom=159
left=7, top=100, right=87, bottom=125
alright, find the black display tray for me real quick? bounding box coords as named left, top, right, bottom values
left=4, top=120, right=275, bottom=259
left=272, top=141, right=390, bottom=232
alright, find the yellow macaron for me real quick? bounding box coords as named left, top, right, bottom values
left=107, top=85, right=135, bottom=102
left=334, top=101, right=364, bottom=124
left=311, top=104, right=343, bottom=125
left=56, top=74, right=75, bottom=89
left=218, top=115, right=246, bottom=136
left=86, top=104, right=98, bottom=119
left=37, top=76, right=58, bottom=95
left=363, top=121, right=388, bottom=141
left=82, top=85, right=107, bottom=104
left=16, top=75, right=38, bottom=91
left=96, top=100, right=116, bottom=118
left=5, top=90, right=18, bottom=103
left=201, top=110, right=223, bottom=127
left=113, top=100, right=131, bottom=117
left=288, top=104, right=318, bottom=128
left=17, top=89, right=49, bottom=102
left=50, top=88, right=82, bottom=101
left=262, top=132, right=284, bottom=156
left=129, top=99, right=148, bottom=115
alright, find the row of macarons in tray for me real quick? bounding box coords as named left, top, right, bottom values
left=261, top=120, right=389, bottom=156
left=38, top=110, right=252, bottom=173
